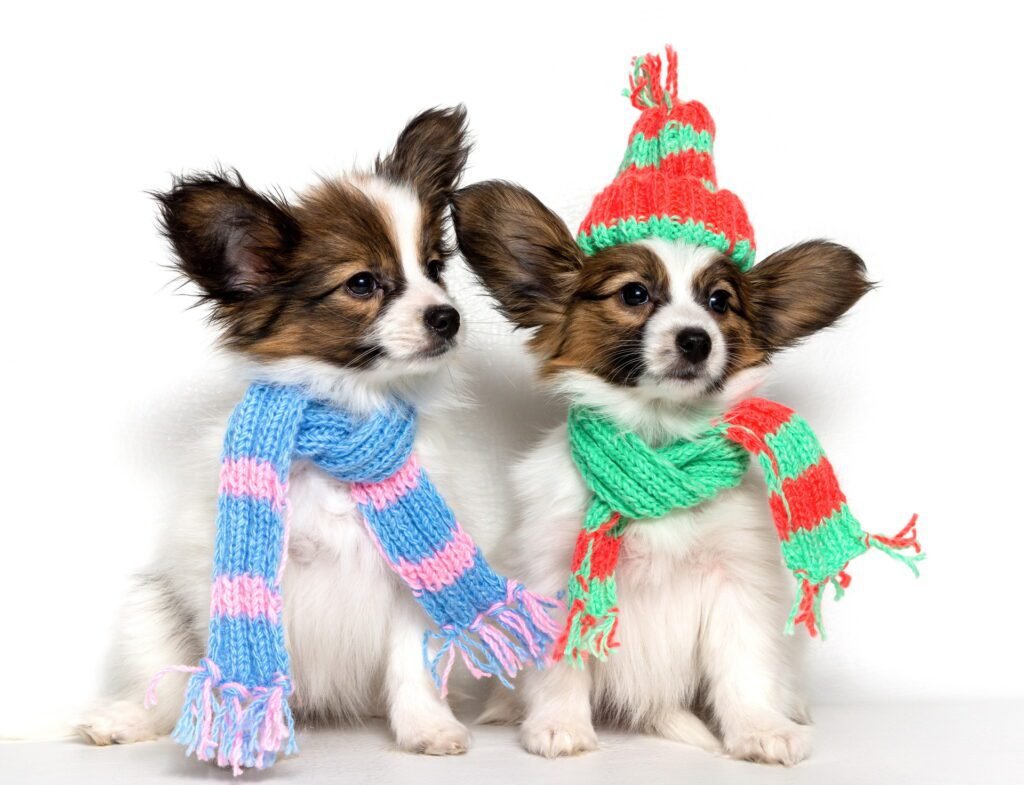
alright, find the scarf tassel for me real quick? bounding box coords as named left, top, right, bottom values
left=786, top=514, right=924, bottom=639
left=147, top=659, right=296, bottom=776
left=424, top=581, right=561, bottom=697
left=556, top=600, right=620, bottom=666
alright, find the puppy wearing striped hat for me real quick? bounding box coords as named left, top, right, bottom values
left=454, top=48, right=921, bottom=765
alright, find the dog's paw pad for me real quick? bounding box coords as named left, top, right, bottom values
left=521, top=721, right=598, bottom=758
left=397, top=720, right=470, bottom=756
left=75, top=701, right=159, bottom=746
left=727, top=722, right=811, bottom=766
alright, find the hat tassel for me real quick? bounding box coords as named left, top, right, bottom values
left=625, top=45, right=679, bottom=109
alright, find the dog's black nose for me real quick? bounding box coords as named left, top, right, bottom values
left=676, top=328, right=712, bottom=363
left=424, top=305, right=461, bottom=340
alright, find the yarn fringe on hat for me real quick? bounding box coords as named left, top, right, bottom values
left=577, top=46, right=756, bottom=270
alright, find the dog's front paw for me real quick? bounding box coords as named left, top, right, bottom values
left=75, top=701, right=160, bottom=746
left=726, top=720, right=811, bottom=766
left=395, top=717, right=470, bottom=756
left=521, top=719, right=598, bottom=758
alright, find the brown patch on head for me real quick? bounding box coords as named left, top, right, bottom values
left=546, top=245, right=669, bottom=385
left=455, top=181, right=674, bottom=386
left=157, top=171, right=406, bottom=367
left=156, top=108, right=470, bottom=370
left=455, top=182, right=872, bottom=393
left=244, top=179, right=412, bottom=367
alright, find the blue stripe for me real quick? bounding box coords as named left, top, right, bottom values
left=208, top=616, right=290, bottom=687
left=360, top=476, right=459, bottom=563
left=415, top=556, right=508, bottom=629
left=214, top=495, right=285, bottom=581
left=295, top=398, right=415, bottom=483
left=222, top=383, right=307, bottom=466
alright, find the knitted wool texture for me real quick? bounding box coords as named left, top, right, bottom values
left=149, top=382, right=559, bottom=775
left=576, top=46, right=756, bottom=269
left=556, top=400, right=923, bottom=665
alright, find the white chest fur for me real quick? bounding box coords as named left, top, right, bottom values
left=509, top=423, right=798, bottom=726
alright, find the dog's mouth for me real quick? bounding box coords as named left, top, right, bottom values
left=418, top=333, right=460, bottom=360
left=659, top=365, right=713, bottom=385
left=417, top=342, right=455, bottom=360
left=643, top=365, right=723, bottom=399
left=666, top=369, right=702, bottom=382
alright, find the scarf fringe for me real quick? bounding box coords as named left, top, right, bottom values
left=424, top=581, right=560, bottom=697
left=556, top=600, right=620, bottom=667
left=786, top=514, right=924, bottom=639
left=146, top=659, right=296, bottom=776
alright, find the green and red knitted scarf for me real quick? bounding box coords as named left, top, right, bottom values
left=554, top=398, right=923, bottom=665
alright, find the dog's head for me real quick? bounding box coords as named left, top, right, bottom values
left=158, top=107, right=470, bottom=403
left=453, top=181, right=871, bottom=431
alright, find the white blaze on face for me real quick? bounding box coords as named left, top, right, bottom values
left=357, top=178, right=457, bottom=362
left=640, top=239, right=728, bottom=384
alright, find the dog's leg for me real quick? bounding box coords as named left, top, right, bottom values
left=700, top=569, right=810, bottom=766
left=519, top=660, right=597, bottom=758
left=76, top=573, right=200, bottom=745
left=385, top=596, right=469, bottom=755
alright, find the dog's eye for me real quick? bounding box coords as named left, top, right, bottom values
left=426, top=259, right=444, bottom=283
left=708, top=289, right=731, bottom=314
left=346, top=272, right=378, bottom=298
left=621, top=282, right=649, bottom=306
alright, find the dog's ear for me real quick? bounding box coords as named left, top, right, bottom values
left=156, top=171, right=301, bottom=303
left=746, top=240, right=873, bottom=351
left=452, top=180, right=583, bottom=328
left=376, top=105, right=471, bottom=212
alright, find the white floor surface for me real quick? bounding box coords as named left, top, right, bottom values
left=2, top=702, right=1020, bottom=785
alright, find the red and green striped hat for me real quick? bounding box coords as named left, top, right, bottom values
left=577, top=47, right=756, bottom=271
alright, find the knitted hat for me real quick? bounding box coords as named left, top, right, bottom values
left=577, top=47, right=756, bottom=271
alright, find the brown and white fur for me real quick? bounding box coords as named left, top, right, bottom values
left=77, top=108, right=480, bottom=754
left=452, top=181, right=871, bottom=765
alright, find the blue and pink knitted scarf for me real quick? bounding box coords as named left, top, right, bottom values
left=148, top=382, right=559, bottom=775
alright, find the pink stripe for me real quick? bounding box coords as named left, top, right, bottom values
left=220, top=458, right=288, bottom=512
left=349, top=454, right=422, bottom=510
left=210, top=574, right=283, bottom=624
left=393, top=523, right=478, bottom=593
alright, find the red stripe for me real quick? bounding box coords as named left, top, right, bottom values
left=568, top=514, right=623, bottom=579
left=631, top=101, right=716, bottom=139
left=620, top=148, right=717, bottom=183
left=724, top=398, right=795, bottom=442
left=588, top=514, right=624, bottom=580
left=768, top=493, right=790, bottom=540
left=776, top=457, right=846, bottom=535
left=579, top=173, right=754, bottom=249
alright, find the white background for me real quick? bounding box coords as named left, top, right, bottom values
left=2, top=0, right=1022, bottom=742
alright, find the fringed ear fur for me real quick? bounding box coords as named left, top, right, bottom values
left=452, top=180, right=583, bottom=330
left=747, top=240, right=873, bottom=352
left=156, top=171, right=300, bottom=304
left=375, top=105, right=471, bottom=213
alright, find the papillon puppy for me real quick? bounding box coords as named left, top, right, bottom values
left=77, top=107, right=480, bottom=754
left=453, top=181, right=871, bottom=765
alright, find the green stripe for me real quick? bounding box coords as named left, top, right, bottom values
left=779, top=504, right=867, bottom=583
left=763, top=415, right=825, bottom=481
left=566, top=575, right=618, bottom=614
left=619, top=122, right=713, bottom=171
left=578, top=216, right=755, bottom=270
left=757, top=453, right=783, bottom=495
